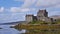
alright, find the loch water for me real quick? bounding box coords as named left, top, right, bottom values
left=0, top=24, right=26, bottom=34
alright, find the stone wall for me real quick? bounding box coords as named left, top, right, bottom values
left=25, top=15, right=34, bottom=22
left=25, top=9, right=54, bottom=23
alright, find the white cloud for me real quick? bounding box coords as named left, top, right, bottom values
left=10, top=7, right=30, bottom=12
left=35, top=0, right=60, bottom=7
left=52, top=4, right=60, bottom=8
left=48, top=11, right=60, bottom=16
left=13, top=0, right=23, bottom=1
left=4, top=0, right=60, bottom=14
left=10, top=7, right=20, bottom=12
left=0, top=7, right=4, bottom=12
left=10, top=7, right=36, bottom=12
left=13, top=0, right=60, bottom=8
left=21, top=0, right=37, bottom=8
left=18, top=0, right=60, bottom=8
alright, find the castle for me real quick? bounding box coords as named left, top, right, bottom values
left=25, top=10, right=55, bottom=23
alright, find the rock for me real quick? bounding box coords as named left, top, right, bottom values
left=10, top=26, right=14, bottom=28
left=0, top=28, right=2, bottom=29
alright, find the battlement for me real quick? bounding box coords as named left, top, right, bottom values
left=26, top=14, right=34, bottom=17
left=38, top=10, right=47, bottom=13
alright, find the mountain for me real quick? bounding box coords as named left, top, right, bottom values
left=0, top=21, right=26, bottom=25
left=50, top=15, right=60, bottom=19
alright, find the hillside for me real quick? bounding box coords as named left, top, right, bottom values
left=50, top=15, right=60, bottom=19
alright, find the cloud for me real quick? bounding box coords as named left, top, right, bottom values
left=18, top=0, right=60, bottom=8
left=1, top=0, right=60, bottom=15
left=10, top=7, right=30, bottom=12
left=48, top=11, right=60, bottom=16
left=35, top=0, right=60, bottom=7
left=13, top=0, right=60, bottom=8
left=14, top=0, right=24, bottom=1
left=0, top=13, right=25, bottom=23
left=9, top=7, right=36, bottom=12
left=21, top=0, right=36, bottom=8
left=52, top=4, right=60, bottom=8
left=0, top=7, right=4, bottom=12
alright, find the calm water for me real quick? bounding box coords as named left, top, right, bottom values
left=0, top=25, right=26, bottom=34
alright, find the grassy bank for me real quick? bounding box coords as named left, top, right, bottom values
left=13, top=19, right=60, bottom=34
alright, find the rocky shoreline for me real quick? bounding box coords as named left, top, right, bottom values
left=0, top=28, right=2, bottom=29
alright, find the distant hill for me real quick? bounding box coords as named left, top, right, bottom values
left=50, top=15, right=60, bottom=19
left=0, top=21, right=26, bottom=25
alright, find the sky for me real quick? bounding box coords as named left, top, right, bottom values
left=0, top=0, right=60, bottom=23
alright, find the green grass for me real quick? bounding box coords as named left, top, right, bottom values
left=55, top=19, right=60, bottom=24
left=13, top=19, right=60, bottom=34
left=29, top=20, right=49, bottom=24
left=25, top=29, right=60, bottom=34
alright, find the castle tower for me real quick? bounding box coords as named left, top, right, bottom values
left=25, top=9, right=54, bottom=23
left=37, top=10, right=48, bottom=17
left=25, top=15, right=34, bottom=22
left=37, top=10, right=48, bottom=21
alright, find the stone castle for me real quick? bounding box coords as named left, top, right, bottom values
left=25, top=9, right=55, bottom=23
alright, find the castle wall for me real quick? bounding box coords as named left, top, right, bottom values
left=37, top=17, right=53, bottom=22
left=25, top=15, right=34, bottom=22
left=25, top=10, right=54, bottom=23
left=43, top=17, right=53, bottom=23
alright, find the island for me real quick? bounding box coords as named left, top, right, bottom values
left=12, top=9, right=60, bottom=34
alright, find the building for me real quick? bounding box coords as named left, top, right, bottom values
left=25, top=9, right=54, bottom=23
left=25, top=15, right=34, bottom=22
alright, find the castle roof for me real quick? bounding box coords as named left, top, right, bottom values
left=26, top=14, right=34, bottom=17
left=38, top=9, right=47, bottom=13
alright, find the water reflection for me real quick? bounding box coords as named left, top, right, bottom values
left=0, top=25, right=26, bottom=34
